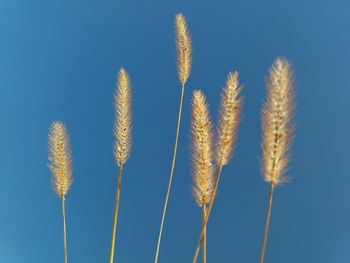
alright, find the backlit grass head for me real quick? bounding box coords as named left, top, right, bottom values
left=175, top=14, right=192, bottom=86
left=216, top=72, right=243, bottom=166
left=48, top=122, right=72, bottom=197
left=114, top=68, right=132, bottom=167
left=262, top=58, right=295, bottom=185
left=191, top=90, right=214, bottom=207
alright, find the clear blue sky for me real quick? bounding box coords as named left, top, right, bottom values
left=0, top=0, right=349, bottom=262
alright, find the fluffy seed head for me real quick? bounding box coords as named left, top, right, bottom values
left=114, top=68, right=132, bottom=166
left=48, top=122, right=72, bottom=197
left=216, top=72, right=243, bottom=166
left=262, top=58, right=295, bottom=186
left=175, top=13, right=192, bottom=86
left=191, top=90, right=214, bottom=207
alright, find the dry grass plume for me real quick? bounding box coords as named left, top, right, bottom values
left=191, top=90, right=214, bottom=207
left=262, top=58, right=294, bottom=186
left=48, top=122, right=72, bottom=197
left=114, top=68, right=132, bottom=167
left=175, top=13, right=192, bottom=86
left=216, top=72, right=243, bottom=166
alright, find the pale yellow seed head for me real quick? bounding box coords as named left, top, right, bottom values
left=48, top=122, right=72, bottom=197
left=191, top=90, right=214, bottom=207
left=262, top=57, right=295, bottom=186
left=216, top=72, right=243, bottom=166
left=114, top=68, right=132, bottom=166
left=175, top=13, right=192, bottom=86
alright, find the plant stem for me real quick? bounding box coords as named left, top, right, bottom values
left=192, top=164, right=223, bottom=263
left=61, top=195, right=68, bottom=263
left=154, top=83, right=185, bottom=263
left=109, top=165, right=124, bottom=263
left=202, top=206, right=207, bottom=263
left=259, top=183, right=274, bottom=263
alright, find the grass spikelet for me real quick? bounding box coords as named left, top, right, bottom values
left=154, top=14, right=192, bottom=263
left=175, top=13, right=192, bottom=86
left=216, top=72, right=243, bottom=166
left=109, top=68, right=132, bottom=263
left=48, top=121, right=72, bottom=263
left=259, top=57, right=295, bottom=263
left=262, top=58, right=294, bottom=186
left=191, top=90, right=214, bottom=207
left=48, top=122, right=72, bottom=197
left=114, top=68, right=132, bottom=167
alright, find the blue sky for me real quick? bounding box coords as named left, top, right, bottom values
left=0, top=0, right=349, bottom=262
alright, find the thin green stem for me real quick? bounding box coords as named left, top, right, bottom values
left=154, top=83, right=185, bottom=263
left=109, top=165, right=124, bottom=263
left=61, top=196, right=68, bottom=263
left=259, top=183, right=274, bottom=263
left=192, top=164, right=223, bottom=263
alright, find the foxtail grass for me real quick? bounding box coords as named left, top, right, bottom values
left=259, top=58, right=295, bottom=263
left=192, top=72, right=242, bottom=263
left=48, top=121, right=72, bottom=263
left=154, top=13, right=192, bottom=263
left=109, top=68, right=132, bottom=263
left=191, top=90, right=214, bottom=263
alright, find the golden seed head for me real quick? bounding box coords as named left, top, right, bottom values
left=262, top=57, right=295, bottom=186
left=191, top=90, right=214, bottom=207
left=114, top=68, right=132, bottom=166
left=48, top=122, right=72, bottom=197
left=216, top=72, right=243, bottom=166
left=175, top=13, right=192, bottom=86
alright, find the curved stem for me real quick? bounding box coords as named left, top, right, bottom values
left=202, top=206, right=207, bottom=263
left=259, top=183, right=274, bottom=263
left=154, top=83, right=185, bottom=263
left=192, top=164, right=223, bottom=263
left=109, top=165, right=124, bottom=263
left=61, top=196, right=68, bottom=263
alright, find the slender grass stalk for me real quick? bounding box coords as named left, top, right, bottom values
left=192, top=72, right=242, bottom=263
left=154, top=83, right=184, bottom=263
left=61, top=196, right=68, bottom=263
left=48, top=122, right=72, bottom=263
left=109, top=68, right=132, bottom=263
left=154, top=13, right=191, bottom=263
left=192, top=164, right=223, bottom=263
left=202, top=206, right=207, bottom=263
left=259, top=58, right=295, bottom=263
left=259, top=183, right=274, bottom=263
left=109, top=165, right=123, bottom=263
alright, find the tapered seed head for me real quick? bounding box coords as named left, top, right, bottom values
left=216, top=72, right=243, bottom=166
left=262, top=57, right=295, bottom=186
left=175, top=13, right=192, bottom=86
left=114, top=68, right=132, bottom=167
left=48, top=122, right=72, bottom=197
left=191, top=90, right=214, bottom=207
